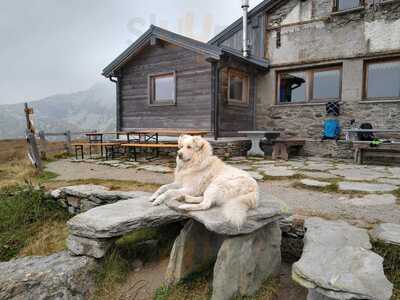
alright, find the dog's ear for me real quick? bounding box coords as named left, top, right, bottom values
left=192, top=136, right=204, bottom=150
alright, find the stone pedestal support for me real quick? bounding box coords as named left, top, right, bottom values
left=166, top=220, right=282, bottom=300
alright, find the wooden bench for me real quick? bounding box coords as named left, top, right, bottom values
left=122, top=143, right=179, bottom=161
left=271, top=139, right=305, bottom=161
left=353, top=142, right=400, bottom=164
left=72, top=142, right=123, bottom=160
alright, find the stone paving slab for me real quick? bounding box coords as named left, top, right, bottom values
left=338, top=182, right=398, bottom=193
left=370, top=223, right=400, bottom=246
left=292, top=218, right=393, bottom=300
left=300, top=179, right=330, bottom=188
left=345, top=194, right=397, bottom=207
left=257, top=166, right=295, bottom=177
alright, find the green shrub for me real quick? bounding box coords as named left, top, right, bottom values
left=0, top=184, right=69, bottom=261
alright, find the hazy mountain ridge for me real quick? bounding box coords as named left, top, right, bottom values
left=0, top=82, right=116, bottom=140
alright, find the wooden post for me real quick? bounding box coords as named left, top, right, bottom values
left=38, top=130, right=47, bottom=160
left=65, top=130, right=72, bottom=154
left=24, top=103, right=43, bottom=172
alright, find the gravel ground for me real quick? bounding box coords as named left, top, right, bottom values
left=46, top=158, right=400, bottom=225
left=46, top=160, right=172, bottom=185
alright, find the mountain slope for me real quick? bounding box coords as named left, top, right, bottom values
left=0, top=82, right=116, bottom=139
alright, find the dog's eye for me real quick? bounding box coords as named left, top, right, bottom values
left=187, top=145, right=192, bottom=149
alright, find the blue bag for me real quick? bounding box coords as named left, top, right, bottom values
left=323, top=119, right=341, bottom=140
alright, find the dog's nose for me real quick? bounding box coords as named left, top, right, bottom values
left=178, top=152, right=183, bottom=159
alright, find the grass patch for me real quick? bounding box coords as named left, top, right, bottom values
left=155, top=270, right=212, bottom=300
left=262, top=173, right=305, bottom=181
left=37, top=170, right=59, bottom=182
left=0, top=184, right=70, bottom=261
left=292, top=181, right=339, bottom=193
left=372, top=241, right=400, bottom=300
left=154, top=274, right=280, bottom=300
left=92, top=223, right=183, bottom=300
left=393, top=189, right=400, bottom=202
left=18, top=219, right=68, bottom=257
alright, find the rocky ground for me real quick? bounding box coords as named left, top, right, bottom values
left=46, top=156, right=400, bottom=226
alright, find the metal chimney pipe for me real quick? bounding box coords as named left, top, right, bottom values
left=242, top=0, right=250, bottom=57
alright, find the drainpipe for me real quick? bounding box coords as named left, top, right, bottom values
left=108, top=76, right=121, bottom=131
left=242, top=0, right=250, bottom=57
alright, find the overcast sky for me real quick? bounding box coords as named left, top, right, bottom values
left=0, top=0, right=263, bottom=105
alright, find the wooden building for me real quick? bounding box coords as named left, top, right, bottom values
left=102, top=25, right=268, bottom=138
left=104, top=0, right=400, bottom=144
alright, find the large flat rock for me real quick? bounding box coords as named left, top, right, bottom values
left=68, top=196, right=186, bottom=238
left=165, top=197, right=283, bottom=235
left=292, top=218, right=393, bottom=300
left=68, top=195, right=283, bottom=238
left=370, top=223, right=400, bottom=246
left=0, top=251, right=97, bottom=300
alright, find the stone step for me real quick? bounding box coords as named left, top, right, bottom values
left=292, top=217, right=393, bottom=300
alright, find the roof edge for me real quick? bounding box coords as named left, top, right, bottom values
left=208, top=0, right=281, bottom=45
left=102, top=25, right=222, bottom=77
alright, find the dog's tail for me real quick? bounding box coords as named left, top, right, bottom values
left=222, top=191, right=258, bottom=229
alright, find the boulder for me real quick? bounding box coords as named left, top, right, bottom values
left=67, top=235, right=116, bottom=258
left=370, top=223, right=400, bottom=246
left=212, top=221, right=281, bottom=300
left=292, top=218, right=393, bottom=300
left=165, top=220, right=224, bottom=285
left=0, top=251, right=97, bottom=300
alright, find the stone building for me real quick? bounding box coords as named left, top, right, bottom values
left=104, top=0, right=400, bottom=152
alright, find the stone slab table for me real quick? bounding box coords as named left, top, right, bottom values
left=67, top=192, right=284, bottom=299
left=238, top=131, right=280, bottom=156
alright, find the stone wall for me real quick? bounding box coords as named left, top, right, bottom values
left=209, top=139, right=251, bottom=158
left=255, top=0, right=400, bottom=155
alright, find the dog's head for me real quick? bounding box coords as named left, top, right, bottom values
left=177, top=135, right=212, bottom=164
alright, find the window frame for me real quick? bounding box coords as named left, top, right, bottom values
left=276, top=65, right=342, bottom=105
left=227, top=68, right=250, bottom=106
left=148, top=71, right=177, bottom=106
left=363, top=57, right=400, bottom=101
left=333, top=0, right=365, bottom=12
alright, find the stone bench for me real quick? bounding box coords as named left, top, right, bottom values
left=66, top=192, right=284, bottom=300
left=292, top=218, right=393, bottom=300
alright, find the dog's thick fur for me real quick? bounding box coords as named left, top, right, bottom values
left=150, top=135, right=259, bottom=227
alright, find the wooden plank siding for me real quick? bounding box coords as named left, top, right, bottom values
left=118, top=42, right=213, bottom=131
left=217, top=58, right=256, bottom=136
left=219, top=14, right=266, bottom=59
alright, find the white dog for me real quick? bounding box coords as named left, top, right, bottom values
left=150, top=135, right=259, bottom=227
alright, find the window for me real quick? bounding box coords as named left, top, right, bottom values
left=334, top=0, right=363, bottom=11
left=278, top=66, right=342, bottom=104
left=228, top=69, right=250, bottom=105
left=148, top=72, right=176, bottom=105
left=365, top=59, right=400, bottom=99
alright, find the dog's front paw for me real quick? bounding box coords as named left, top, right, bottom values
left=178, top=204, right=192, bottom=211
left=152, top=195, right=165, bottom=206
left=149, top=193, right=159, bottom=202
